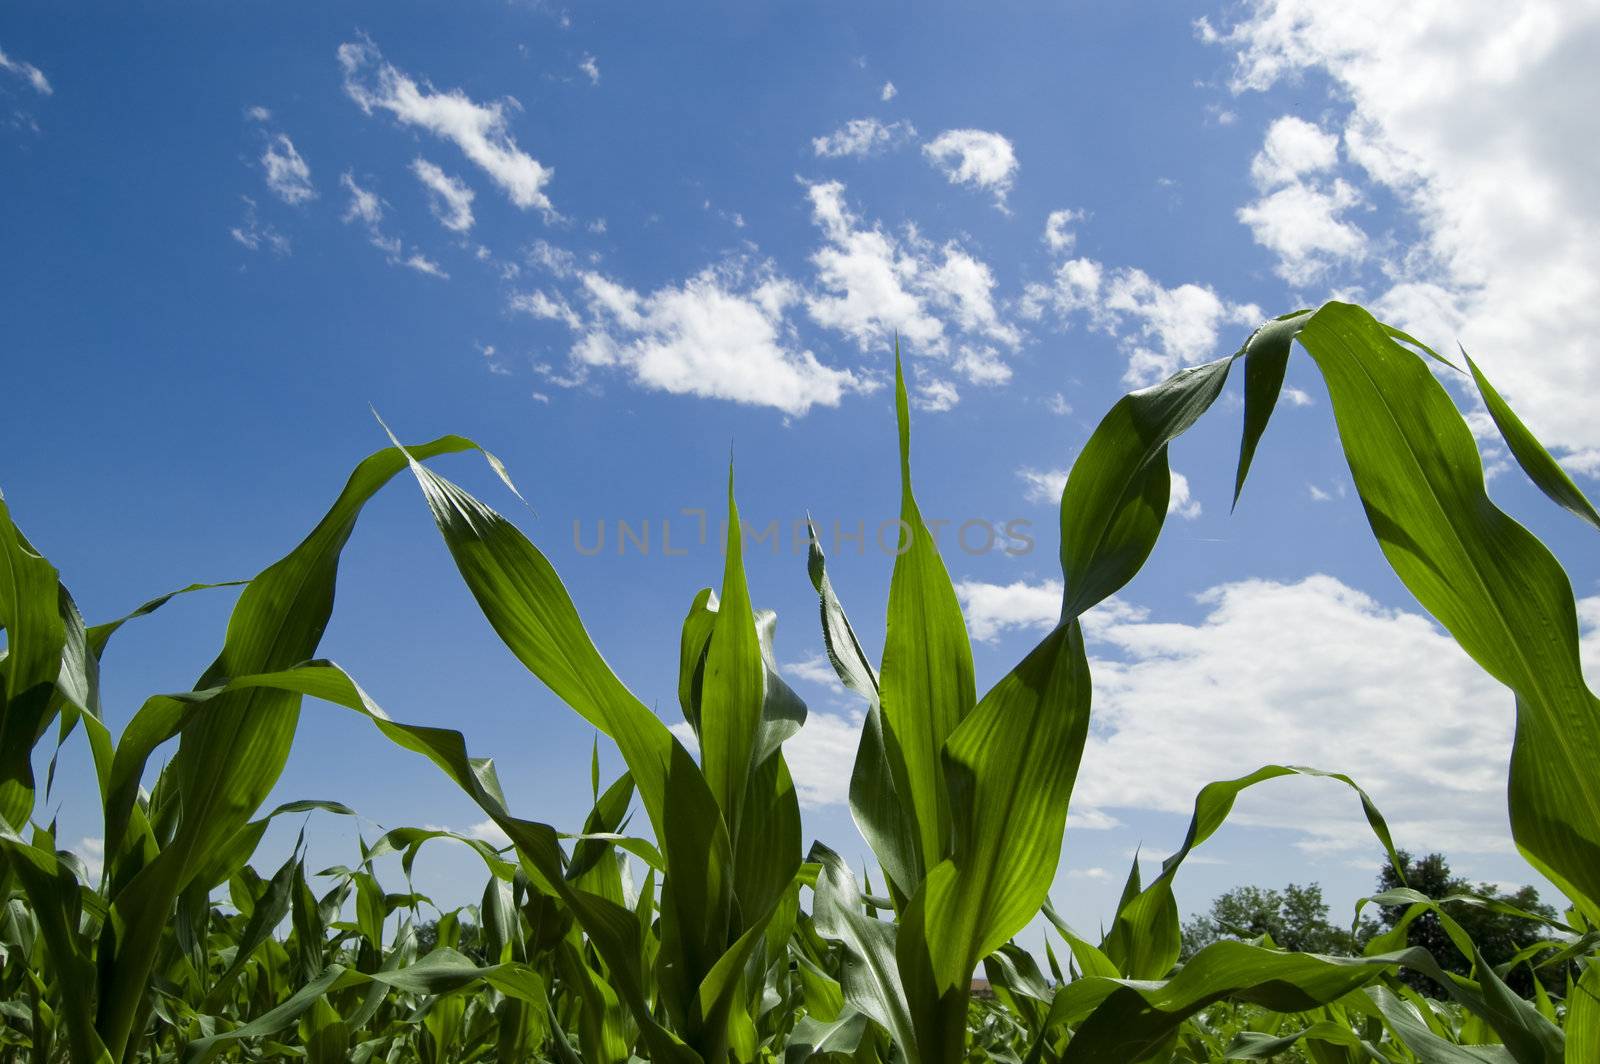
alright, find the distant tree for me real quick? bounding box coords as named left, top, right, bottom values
left=1181, top=882, right=1371, bottom=960
left=1374, top=850, right=1561, bottom=997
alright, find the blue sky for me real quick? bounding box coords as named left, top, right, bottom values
left=4, top=1, right=1598, bottom=942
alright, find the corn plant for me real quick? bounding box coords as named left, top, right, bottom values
left=1, top=300, right=1596, bottom=1061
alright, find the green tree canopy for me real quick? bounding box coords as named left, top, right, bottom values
left=1376, top=850, right=1562, bottom=997
left=1181, top=882, right=1370, bottom=960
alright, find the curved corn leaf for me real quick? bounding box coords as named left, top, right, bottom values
left=805, top=522, right=918, bottom=905
left=1102, top=764, right=1400, bottom=981
left=1279, top=304, right=1600, bottom=924
left=1463, top=351, right=1600, bottom=534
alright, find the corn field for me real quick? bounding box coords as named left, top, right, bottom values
left=2, top=301, right=1597, bottom=1062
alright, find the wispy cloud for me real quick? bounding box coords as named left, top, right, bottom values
left=411, top=158, right=476, bottom=232
left=230, top=196, right=291, bottom=255
left=261, top=133, right=315, bottom=205
left=339, top=36, right=556, bottom=215
left=813, top=117, right=917, bottom=158
left=0, top=44, right=51, bottom=95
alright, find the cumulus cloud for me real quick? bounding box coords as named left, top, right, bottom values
left=812, top=117, right=918, bottom=158
left=804, top=180, right=1019, bottom=380
left=954, top=572, right=1599, bottom=857
left=880, top=80, right=897, bottom=101
left=0, top=45, right=51, bottom=95
left=563, top=262, right=870, bottom=416
left=1018, top=466, right=1069, bottom=505
left=914, top=376, right=961, bottom=412
left=261, top=133, right=315, bottom=205
left=1023, top=259, right=1261, bottom=386
left=339, top=37, right=555, bottom=215
left=1205, top=0, right=1600, bottom=457
left=957, top=579, right=1063, bottom=642
left=411, top=158, right=476, bottom=232
left=923, top=129, right=1018, bottom=209
left=1237, top=117, right=1367, bottom=285
left=1168, top=471, right=1202, bottom=519
left=1043, top=208, right=1086, bottom=253
left=579, top=54, right=600, bottom=84
left=1075, top=576, right=1600, bottom=856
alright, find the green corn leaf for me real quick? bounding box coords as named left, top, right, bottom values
left=1283, top=303, right=1600, bottom=924
left=1102, top=764, right=1400, bottom=981
left=1365, top=986, right=1517, bottom=1064
left=699, top=466, right=766, bottom=835
left=878, top=351, right=976, bottom=886
left=1463, top=351, right=1600, bottom=534
left=906, top=619, right=1093, bottom=1031
left=0, top=487, right=69, bottom=832
left=1233, top=311, right=1308, bottom=508
left=1059, top=355, right=1232, bottom=619
left=1566, top=961, right=1600, bottom=1064
left=1053, top=943, right=1482, bottom=1062
left=805, top=523, right=918, bottom=904
left=809, top=842, right=919, bottom=1060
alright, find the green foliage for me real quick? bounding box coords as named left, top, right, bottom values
left=1181, top=883, right=1374, bottom=960
left=0, top=301, right=1596, bottom=1062
left=1373, top=851, right=1565, bottom=998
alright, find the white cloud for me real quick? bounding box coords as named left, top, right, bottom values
left=1167, top=471, right=1202, bottom=519
left=923, top=128, right=1019, bottom=209
left=914, top=376, right=960, bottom=412
left=579, top=53, right=600, bottom=84
left=880, top=80, right=897, bottom=101
left=812, top=117, right=918, bottom=158
left=339, top=172, right=445, bottom=277
left=784, top=653, right=845, bottom=691
left=411, top=158, right=476, bottom=232
left=423, top=819, right=512, bottom=848
left=1283, top=385, right=1313, bottom=406
left=803, top=180, right=1019, bottom=378
left=1068, top=575, right=1600, bottom=857
left=957, top=578, right=1063, bottom=642
left=340, top=171, right=383, bottom=226
left=0, top=45, right=51, bottom=95
left=261, top=133, right=315, bottom=205
left=404, top=252, right=448, bottom=278
left=1250, top=115, right=1339, bottom=187
left=510, top=288, right=582, bottom=328
left=568, top=262, right=869, bottom=416
left=1023, top=259, right=1261, bottom=386
left=339, top=37, right=556, bottom=215
left=1018, top=466, right=1069, bottom=505
left=1046, top=392, right=1073, bottom=415
left=954, top=581, right=1152, bottom=644
left=954, top=345, right=1011, bottom=386
left=245, top=105, right=272, bottom=122
left=1043, top=208, right=1086, bottom=253
left=1236, top=117, right=1367, bottom=285
left=230, top=196, right=290, bottom=255
left=72, top=837, right=103, bottom=881
left=1207, top=0, right=1600, bottom=456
